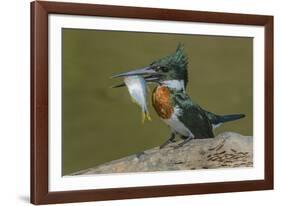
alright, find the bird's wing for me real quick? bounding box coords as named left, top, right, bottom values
left=203, top=110, right=220, bottom=124
left=173, top=93, right=214, bottom=139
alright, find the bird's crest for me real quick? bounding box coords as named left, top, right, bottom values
left=151, top=43, right=188, bottom=87
left=170, top=43, right=188, bottom=87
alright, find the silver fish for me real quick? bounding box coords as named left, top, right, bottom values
left=124, top=76, right=151, bottom=122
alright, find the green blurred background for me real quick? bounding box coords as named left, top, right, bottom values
left=62, top=28, right=253, bottom=175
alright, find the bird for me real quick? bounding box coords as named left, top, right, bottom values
left=112, top=44, right=245, bottom=149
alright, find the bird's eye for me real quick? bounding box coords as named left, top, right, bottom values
left=155, top=66, right=168, bottom=72
left=154, top=66, right=161, bottom=71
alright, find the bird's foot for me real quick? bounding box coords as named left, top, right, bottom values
left=174, top=137, right=193, bottom=149
left=159, top=133, right=176, bottom=149
left=160, top=140, right=174, bottom=149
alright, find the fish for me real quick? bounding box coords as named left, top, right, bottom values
left=124, top=75, right=151, bottom=122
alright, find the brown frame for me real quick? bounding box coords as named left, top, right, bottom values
left=30, top=0, right=274, bottom=204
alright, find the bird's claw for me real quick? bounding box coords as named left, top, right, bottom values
left=174, top=137, right=193, bottom=149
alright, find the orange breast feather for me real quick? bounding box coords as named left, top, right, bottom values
left=152, top=86, right=174, bottom=119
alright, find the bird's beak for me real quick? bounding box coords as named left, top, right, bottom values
left=111, top=66, right=160, bottom=88
left=111, top=66, right=157, bottom=78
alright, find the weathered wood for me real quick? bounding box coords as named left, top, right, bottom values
left=71, top=132, right=253, bottom=175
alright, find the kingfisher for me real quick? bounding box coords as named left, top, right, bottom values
left=112, top=44, right=245, bottom=149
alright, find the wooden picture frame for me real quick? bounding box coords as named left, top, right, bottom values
left=31, top=1, right=274, bottom=204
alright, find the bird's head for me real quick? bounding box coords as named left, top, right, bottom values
left=112, top=44, right=188, bottom=91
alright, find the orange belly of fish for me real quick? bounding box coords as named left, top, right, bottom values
left=152, top=86, right=174, bottom=119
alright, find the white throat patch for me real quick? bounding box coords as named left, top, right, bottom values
left=162, top=80, right=185, bottom=91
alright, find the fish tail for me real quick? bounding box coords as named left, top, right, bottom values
left=142, top=111, right=151, bottom=123
left=146, top=111, right=151, bottom=121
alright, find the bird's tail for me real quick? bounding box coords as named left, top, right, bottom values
left=219, top=114, right=245, bottom=123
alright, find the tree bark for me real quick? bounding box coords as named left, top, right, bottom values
left=71, top=132, right=253, bottom=175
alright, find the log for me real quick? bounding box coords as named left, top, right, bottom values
left=71, top=132, right=253, bottom=175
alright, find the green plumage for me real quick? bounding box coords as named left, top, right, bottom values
left=150, top=43, right=188, bottom=87
left=171, top=90, right=214, bottom=139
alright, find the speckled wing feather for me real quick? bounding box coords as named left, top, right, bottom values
left=172, top=92, right=214, bottom=139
